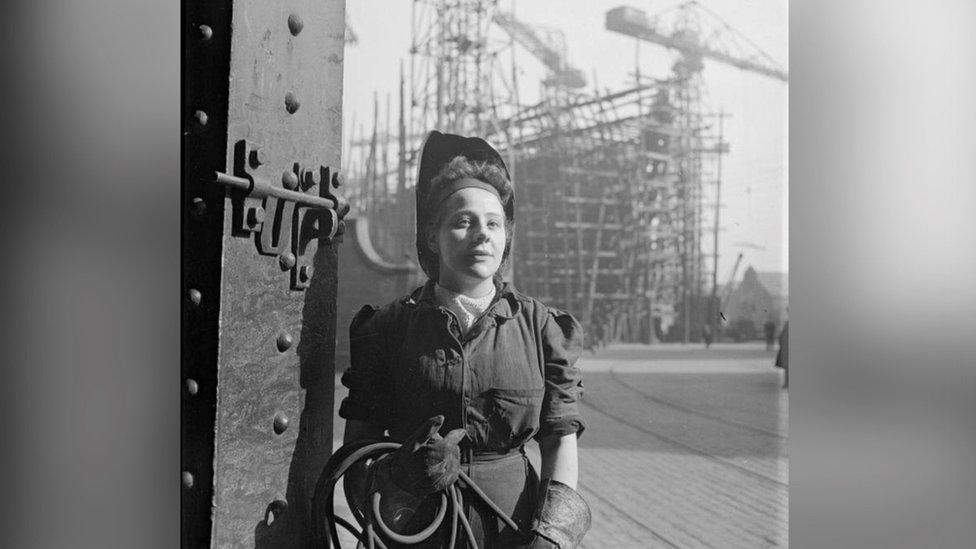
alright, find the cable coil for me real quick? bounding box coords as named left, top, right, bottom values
left=312, top=439, right=528, bottom=548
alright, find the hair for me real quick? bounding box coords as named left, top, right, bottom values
left=421, top=156, right=514, bottom=281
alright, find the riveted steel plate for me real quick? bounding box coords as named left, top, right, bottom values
left=210, top=0, right=345, bottom=546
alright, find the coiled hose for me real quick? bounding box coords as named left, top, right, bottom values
left=312, top=438, right=528, bottom=548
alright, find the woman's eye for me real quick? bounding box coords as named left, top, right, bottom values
left=455, top=218, right=470, bottom=227
left=488, top=220, right=501, bottom=229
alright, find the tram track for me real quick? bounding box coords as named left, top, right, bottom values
left=608, top=369, right=787, bottom=439
left=579, top=482, right=682, bottom=548
left=578, top=398, right=788, bottom=488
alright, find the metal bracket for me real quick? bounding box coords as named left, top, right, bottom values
left=215, top=140, right=349, bottom=290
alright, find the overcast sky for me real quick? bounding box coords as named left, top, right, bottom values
left=342, top=0, right=788, bottom=278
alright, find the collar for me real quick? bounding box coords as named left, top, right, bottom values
left=404, top=278, right=521, bottom=319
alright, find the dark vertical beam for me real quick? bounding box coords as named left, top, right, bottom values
left=182, top=0, right=233, bottom=545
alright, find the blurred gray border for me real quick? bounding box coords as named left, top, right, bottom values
left=4, top=1, right=974, bottom=547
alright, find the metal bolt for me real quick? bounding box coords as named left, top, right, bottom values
left=182, top=471, right=194, bottom=489
left=246, top=206, right=266, bottom=227
left=331, top=170, right=344, bottom=188
left=188, top=289, right=202, bottom=306
left=185, top=379, right=199, bottom=396
left=299, top=265, right=313, bottom=282
left=284, top=92, right=300, bottom=114
left=273, top=412, right=290, bottom=435
left=194, top=110, right=208, bottom=127
left=191, top=197, right=206, bottom=217
left=276, top=332, right=294, bottom=352
left=300, top=169, right=317, bottom=191
left=199, top=25, right=213, bottom=40
left=249, top=148, right=268, bottom=168
left=278, top=252, right=297, bottom=270
left=281, top=170, right=299, bottom=190
left=287, top=14, right=304, bottom=36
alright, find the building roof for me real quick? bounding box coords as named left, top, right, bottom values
left=717, top=267, right=788, bottom=301
left=755, top=270, right=788, bottom=299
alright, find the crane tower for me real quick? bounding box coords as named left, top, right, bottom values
left=605, top=2, right=788, bottom=342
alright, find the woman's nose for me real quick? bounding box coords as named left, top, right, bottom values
left=472, top=229, right=489, bottom=244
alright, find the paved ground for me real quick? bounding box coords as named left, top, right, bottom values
left=328, top=342, right=788, bottom=548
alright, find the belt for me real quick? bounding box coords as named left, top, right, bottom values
left=461, top=446, right=525, bottom=465
left=460, top=446, right=525, bottom=465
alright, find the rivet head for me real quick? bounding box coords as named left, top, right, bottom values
left=199, top=25, right=213, bottom=40
left=281, top=171, right=299, bottom=190
left=273, top=413, right=289, bottom=435
left=194, top=110, right=208, bottom=126
left=278, top=252, right=297, bottom=270
left=284, top=92, right=300, bottom=114
left=299, top=265, right=314, bottom=282
left=287, top=14, right=304, bottom=36
left=276, top=332, right=294, bottom=352
left=182, top=471, right=194, bottom=489
left=246, top=206, right=266, bottom=227
left=188, top=289, right=202, bottom=306
left=335, top=220, right=346, bottom=236
left=185, top=379, right=199, bottom=396
left=331, top=170, right=344, bottom=188
left=191, top=197, right=206, bottom=217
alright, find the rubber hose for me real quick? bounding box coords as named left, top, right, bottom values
left=313, top=439, right=533, bottom=549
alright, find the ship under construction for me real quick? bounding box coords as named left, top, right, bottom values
left=340, top=1, right=787, bottom=346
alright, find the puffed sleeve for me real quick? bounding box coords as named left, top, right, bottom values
left=536, top=306, right=587, bottom=439
left=338, top=305, right=394, bottom=428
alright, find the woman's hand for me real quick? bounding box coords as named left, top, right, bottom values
left=538, top=432, right=578, bottom=489
left=379, top=415, right=466, bottom=496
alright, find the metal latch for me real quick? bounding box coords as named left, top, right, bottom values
left=214, top=140, right=349, bottom=290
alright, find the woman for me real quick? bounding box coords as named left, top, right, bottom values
left=339, top=131, right=589, bottom=548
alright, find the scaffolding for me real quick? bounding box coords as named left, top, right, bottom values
left=341, top=1, right=786, bottom=344
left=507, top=78, right=724, bottom=344
left=345, top=0, right=517, bottom=262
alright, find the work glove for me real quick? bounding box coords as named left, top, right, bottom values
left=527, top=479, right=592, bottom=549
left=367, top=415, right=467, bottom=531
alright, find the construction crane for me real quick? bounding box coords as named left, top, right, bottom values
left=492, top=10, right=587, bottom=90
left=605, top=3, right=788, bottom=82
left=607, top=2, right=784, bottom=342
left=718, top=252, right=744, bottom=311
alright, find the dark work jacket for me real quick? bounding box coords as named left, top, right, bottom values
left=339, top=279, right=586, bottom=455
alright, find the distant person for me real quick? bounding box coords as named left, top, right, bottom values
left=702, top=323, right=713, bottom=348
left=764, top=319, right=777, bottom=350
left=775, top=321, right=789, bottom=388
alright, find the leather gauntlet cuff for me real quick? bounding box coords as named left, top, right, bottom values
left=530, top=479, right=592, bottom=549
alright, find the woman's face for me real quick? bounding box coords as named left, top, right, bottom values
left=429, top=183, right=507, bottom=289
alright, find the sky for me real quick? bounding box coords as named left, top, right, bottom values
left=341, top=0, right=788, bottom=279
